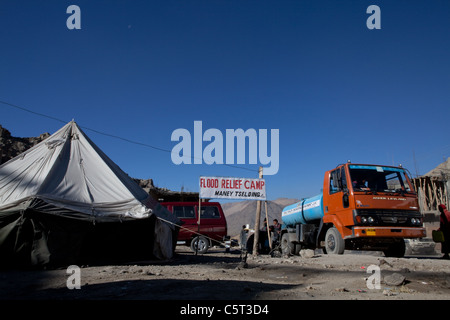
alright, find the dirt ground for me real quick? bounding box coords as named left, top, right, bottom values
left=1, top=246, right=450, bottom=302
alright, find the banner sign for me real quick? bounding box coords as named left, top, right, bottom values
left=199, top=176, right=266, bottom=200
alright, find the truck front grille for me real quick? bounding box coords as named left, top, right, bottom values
left=379, top=216, right=408, bottom=224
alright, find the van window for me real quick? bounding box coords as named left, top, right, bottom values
left=173, top=206, right=196, bottom=219
left=200, top=206, right=221, bottom=219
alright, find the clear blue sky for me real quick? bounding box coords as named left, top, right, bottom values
left=1, top=0, right=449, bottom=201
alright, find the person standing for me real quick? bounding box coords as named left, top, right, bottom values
left=272, top=219, right=282, bottom=245
left=438, top=204, right=450, bottom=259
left=240, top=225, right=248, bottom=251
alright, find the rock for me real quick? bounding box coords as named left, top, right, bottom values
left=300, top=249, right=315, bottom=259
left=378, top=259, right=393, bottom=268
left=383, top=289, right=397, bottom=296
left=384, top=273, right=406, bottom=286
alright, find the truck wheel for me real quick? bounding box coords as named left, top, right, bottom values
left=383, top=240, right=406, bottom=258
left=324, top=227, right=345, bottom=255
left=281, top=233, right=296, bottom=255
left=190, top=236, right=209, bottom=254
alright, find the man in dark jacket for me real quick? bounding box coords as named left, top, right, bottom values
left=272, top=219, right=282, bottom=245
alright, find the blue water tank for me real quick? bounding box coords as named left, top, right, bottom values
left=282, top=194, right=324, bottom=227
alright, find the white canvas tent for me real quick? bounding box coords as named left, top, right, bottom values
left=0, top=121, right=180, bottom=267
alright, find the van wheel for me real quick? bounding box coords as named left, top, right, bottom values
left=324, top=227, right=345, bottom=255
left=190, top=236, right=209, bottom=254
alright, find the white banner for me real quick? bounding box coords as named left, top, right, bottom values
left=199, top=176, right=266, bottom=200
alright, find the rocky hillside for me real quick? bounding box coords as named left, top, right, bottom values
left=0, top=125, right=50, bottom=165
left=222, top=198, right=300, bottom=237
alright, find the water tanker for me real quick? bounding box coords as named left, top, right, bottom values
left=282, top=194, right=324, bottom=226
left=279, top=162, right=426, bottom=258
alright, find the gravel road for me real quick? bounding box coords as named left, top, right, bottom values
left=1, top=246, right=450, bottom=301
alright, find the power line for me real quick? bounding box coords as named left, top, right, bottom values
left=0, top=100, right=67, bottom=124
left=0, top=99, right=258, bottom=173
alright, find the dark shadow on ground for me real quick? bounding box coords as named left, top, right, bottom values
left=6, top=278, right=298, bottom=300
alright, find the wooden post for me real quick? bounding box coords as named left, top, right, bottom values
left=265, top=200, right=272, bottom=250
left=252, top=167, right=263, bottom=256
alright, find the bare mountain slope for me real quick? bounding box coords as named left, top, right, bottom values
left=222, top=198, right=300, bottom=237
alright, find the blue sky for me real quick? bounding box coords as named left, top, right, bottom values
left=1, top=1, right=449, bottom=201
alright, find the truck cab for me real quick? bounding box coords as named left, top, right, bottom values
left=281, top=163, right=426, bottom=257
left=322, top=163, right=426, bottom=256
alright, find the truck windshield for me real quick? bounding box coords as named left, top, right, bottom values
left=348, top=165, right=412, bottom=194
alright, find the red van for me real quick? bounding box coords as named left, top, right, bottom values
left=161, top=202, right=228, bottom=254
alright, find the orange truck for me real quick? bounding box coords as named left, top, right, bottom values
left=281, top=162, right=426, bottom=257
